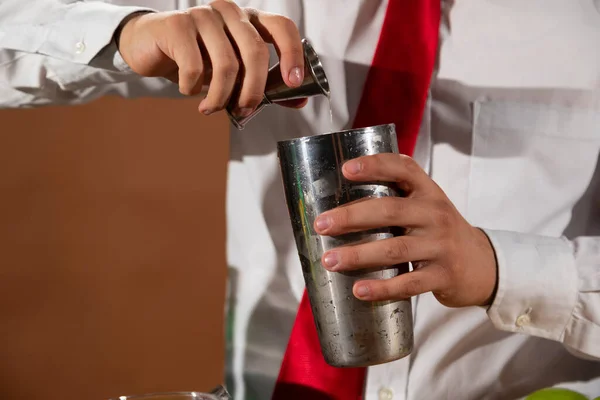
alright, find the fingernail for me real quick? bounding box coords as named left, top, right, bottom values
left=355, top=285, right=370, bottom=298
left=315, top=216, right=331, bottom=231
left=288, top=67, right=303, bottom=86
left=345, top=160, right=362, bottom=175
left=199, top=98, right=212, bottom=115
left=323, top=252, right=339, bottom=270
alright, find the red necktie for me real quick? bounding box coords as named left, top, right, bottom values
left=271, top=1, right=440, bottom=399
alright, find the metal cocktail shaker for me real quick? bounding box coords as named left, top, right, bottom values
left=277, top=124, right=414, bottom=368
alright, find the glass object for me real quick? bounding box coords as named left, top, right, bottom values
left=109, top=385, right=231, bottom=400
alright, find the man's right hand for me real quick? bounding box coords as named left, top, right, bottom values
left=117, top=0, right=306, bottom=117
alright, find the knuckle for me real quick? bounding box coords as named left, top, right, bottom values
left=434, top=209, right=452, bottom=229
left=438, top=264, right=453, bottom=284
left=399, top=154, right=420, bottom=174
left=168, top=11, right=194, bottom=27
left=189, top=5, right=214, bottom=20
left=332, top=207, right=351, bottom=229
left=181, top=66, right=203, bottom=80
left=432, top=201, right=454, bottom=229
left=431, top=240, right=447, bottom=259
left=283, top=43, right=304, bottom=60
left=179, top=84, right=194, bottom=96
left=402, top=276, right=423, bottom=297
left=344, top=248, right=361, bottom=267
left=210, top=0, right=236, bottom=10
left=442, top=238, right=459, bottom=261
left=242, top=7, right=261, bottom=23
left=179, top=72, right=203, bottom=96
left=210, top=1, right=245, bottom=21
left=431, top=265, right=452, bottom=295
left=384, top=239, right=410, bottom=262
left=215, top=54, right=240, bottom=78
left=380, top=197, right=401, bottom=220
left=274, top=16, right=303, bottom=51
left=246, top=38, right=270, bottom=61
left=376, top=283, right=392, bottom=300
left=278, top=15, right=299, bottom=32
left=360, top=156, right=375, bottom=172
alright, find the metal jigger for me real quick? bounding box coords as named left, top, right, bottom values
left=226, top=38, right=330, bottom=130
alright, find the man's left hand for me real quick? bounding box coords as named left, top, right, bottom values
left=314, top=153, right=498, bottom=308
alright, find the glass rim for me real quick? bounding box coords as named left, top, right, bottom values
left=109, top=391, right=219, bottom=400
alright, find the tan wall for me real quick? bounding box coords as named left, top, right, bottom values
left=0, top=97, right=229, bottom=400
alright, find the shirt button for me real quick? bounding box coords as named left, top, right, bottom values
left=378, top=387, right=394, bottom=400
left=515, top=307, right=532, bottom=328
left=75, top=41, right=86, bottom=54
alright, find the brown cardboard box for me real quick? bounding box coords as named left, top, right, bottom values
left=0, top=97, right=229, bottom=400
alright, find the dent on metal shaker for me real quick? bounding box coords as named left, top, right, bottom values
left=277, top=124, right=414, bottom=368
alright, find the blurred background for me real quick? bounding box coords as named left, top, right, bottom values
left=0, top=96, right=229, bottom=399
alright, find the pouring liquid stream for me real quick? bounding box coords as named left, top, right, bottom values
left=326, top=93, right=334, bottom=132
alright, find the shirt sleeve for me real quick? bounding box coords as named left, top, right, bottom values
left=0, top=0, right=291, bottom=108
left=484, top=229, right=600, bottom=360
left=0, top=0, right=162, bottom=107
left=0, top=0, right=155, bottom=65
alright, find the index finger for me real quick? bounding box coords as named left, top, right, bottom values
left=246, top=9, right=305, bottom=88
left=353, top=264, right=447, bottom=301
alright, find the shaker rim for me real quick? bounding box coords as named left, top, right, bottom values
left=276, top=123, right=396, bottom=148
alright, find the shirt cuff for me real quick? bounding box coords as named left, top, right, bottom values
left=40, top=3, right=156, bottom=65
left=484, top=229, right=578, bottom=342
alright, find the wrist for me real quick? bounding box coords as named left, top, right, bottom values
left=474, top=227, right=499, bottom=307
left=115, top=11, right=152, bottom=51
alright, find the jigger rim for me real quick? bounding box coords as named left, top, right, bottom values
left=302, top=38, right=330, bottom=98
left=277, top=123, right=396, bottom=148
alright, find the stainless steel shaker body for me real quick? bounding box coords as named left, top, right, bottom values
left=277, top=124, right=414, bottom=368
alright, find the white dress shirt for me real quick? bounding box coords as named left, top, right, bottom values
left=1, top=1, right=599, bottom=399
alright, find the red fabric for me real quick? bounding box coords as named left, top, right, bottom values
left=271, top=1, right=441, bottom=399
